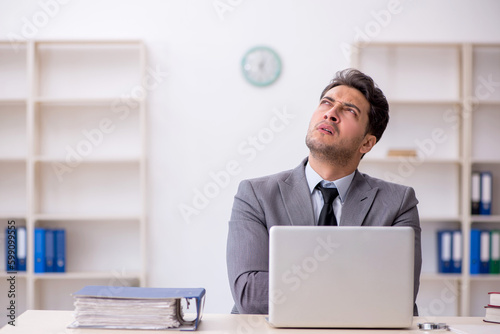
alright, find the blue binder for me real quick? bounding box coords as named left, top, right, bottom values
left=54, top=229, right=66, bottom=272
left=34, top=228, right=46, bottom=273
left=69, top=286, right=206, bottom=330
left=16, top=227, right=27, bottom=271
left=480, top=171, right=492, bottom=215
left=470, top=229, right=481, bottom=274
left=471, top=172, right=481, bottom=215
left=5, top=227, right=16, bottom=272
left=437, top=230, right=452, bottom=273
left=451, top=230, right=462, bottom=273
left=480, top=230, right=490, bottom=274
left=45, top=229, right=55, bottom=272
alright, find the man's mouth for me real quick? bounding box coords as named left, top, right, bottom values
left=318, top=123, right=335, bottom=135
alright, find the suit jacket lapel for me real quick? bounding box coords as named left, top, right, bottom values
left=278, top=158, right=316, bottom=226
left=340, top=170, right=379, bottom=226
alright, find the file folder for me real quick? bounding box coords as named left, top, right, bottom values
left=438, top=230, right=452, bottom=273
left=470, top=229, right=481, bottom=274
left=16, top=227, right=26, bottom=271
left=5, top=227, right=16, bottom=272
left=34, top=228, right=46, bottom=273
left=480, top=230, right=491, bottom=274
left=69, top=286, right=206, bottom=331
left=471, top=171, right=481, bottom=215
left=54, top=229, right=66, bottom=272
left=480, top=171, right=492, bottom=215
left=490, top=230, right=500, bottom=274
left=45, top=229, right=55, bottom=272
left=451, top=230, right=462, bottom=273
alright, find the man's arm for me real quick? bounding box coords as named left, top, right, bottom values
left=226, top=180, right=270, bottom=314
left=392, top=186, right=422, bottom=316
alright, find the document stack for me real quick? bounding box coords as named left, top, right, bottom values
left=69, top=286, right=206, bottom=330
left=484, top=292, right=500, bottom=324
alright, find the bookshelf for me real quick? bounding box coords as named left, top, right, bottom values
left=352, top=42, right=500, bottom=316
left=0, top=40, right=147, bottom=315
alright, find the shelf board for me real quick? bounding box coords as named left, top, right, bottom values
left=421, top=273, right=462, bottom=281
left=469, top=274, right=500, bottom=282
left=34, top=156, right=141, bottom=164
left=0, top=157, right=27, bottom=163
left=471, top=99, right=500, bottom=106
left=471, top=159, right=500, bottom=165
left=420, top=216, right=463, bottom=223
left=471, top=215, right=500, bottom=223
left=0, top=213, right=27, bottom=220
left=0, top=272, right=27, bottom=278
left=0, top=98, right=26, bottom=104
left=389, top=99, right=462, bottom=105
left=361, top=157, right=462, bottom=164
left=35, top=39, right=143, bottom=46
left=33, top=213, right=142, bottom=222
left=34, top=97, right=145, bottom=105
left=32, top=271, right=142, bottom=280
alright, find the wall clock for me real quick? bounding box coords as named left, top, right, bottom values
left=241, top=46, right=281, bottom=87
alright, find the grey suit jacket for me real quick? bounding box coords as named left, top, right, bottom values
left=226, top=158, right=422, bottom=315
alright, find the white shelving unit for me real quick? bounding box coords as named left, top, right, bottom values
left=352, top=42, right=500, bottom=316
left=0, top=40, right=147, bottom=315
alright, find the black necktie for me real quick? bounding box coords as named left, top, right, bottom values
left=317, top=183, right=339, bottom=226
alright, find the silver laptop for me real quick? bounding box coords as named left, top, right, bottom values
left=268, top=226, right=414, bottom=328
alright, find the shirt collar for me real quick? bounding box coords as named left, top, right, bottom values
left=305, top=161, right=355, bottom=203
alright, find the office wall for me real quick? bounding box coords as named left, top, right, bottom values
left=1, top=0, right=499, bottom=314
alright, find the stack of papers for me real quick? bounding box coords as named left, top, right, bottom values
left=68, top=285, right=206, bottom=330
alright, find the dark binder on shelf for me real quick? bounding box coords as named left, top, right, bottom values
left=34, top=228, right=46, bottom=273
left=16, top=226, right=26, bottom=271
left=54, top=229, right=66, bottom=272
left=471, top=229, right=481, bottom=274
left=45, top=229, right=55, bottom=272
left=471, top=171, right=481, bottom=215
left=68, top=286, right=206, bottom=331
left=490, top=230, right=500, bottom=274
left=5, top=227, right=16, bottom=272
left=480, top=230, right=491, bottom=274
left=480, top=171, right=492, bottom=215
left=437, top=230, right=452, bottom=273
left=452, top=230, right=462, bottom=273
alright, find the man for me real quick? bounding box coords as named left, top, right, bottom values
left=226, top=68, right=422, bottom=316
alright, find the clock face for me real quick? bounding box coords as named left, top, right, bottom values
left=241, top=46, right=281, bottom=87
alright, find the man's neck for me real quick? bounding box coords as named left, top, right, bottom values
left=308, top=153, right=358, bottom=181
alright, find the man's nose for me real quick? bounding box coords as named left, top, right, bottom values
left=323, top=103, right=340, bottom=123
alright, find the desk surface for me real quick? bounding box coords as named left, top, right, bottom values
left=0, top=310, right=496, bottom=334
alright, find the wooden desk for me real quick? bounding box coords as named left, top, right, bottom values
left=0, top=310, right=494, bottom=333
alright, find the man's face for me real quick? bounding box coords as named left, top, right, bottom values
left=305, top=85, right=375, bottom=166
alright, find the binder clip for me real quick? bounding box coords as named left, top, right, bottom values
left=418, top=322, right=449, bottom=331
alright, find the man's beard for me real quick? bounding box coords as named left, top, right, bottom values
left=305, top=130, right=362, bottom=167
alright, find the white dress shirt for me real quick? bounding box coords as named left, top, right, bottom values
left=305, top=162, right=356, bottom=225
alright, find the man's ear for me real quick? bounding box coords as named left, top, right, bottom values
left=360, top=134, right=377, bottom=154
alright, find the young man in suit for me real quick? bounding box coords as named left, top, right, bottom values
left=226, top=68, right=421, bottom=315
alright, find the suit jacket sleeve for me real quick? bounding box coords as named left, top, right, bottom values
left=226, top=179, right=270, bottom=314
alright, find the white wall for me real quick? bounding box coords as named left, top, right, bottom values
left=1, top=0, right=500, bottom=313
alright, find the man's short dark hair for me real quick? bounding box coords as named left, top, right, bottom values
left=320, top=68, right=389, bottom=143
